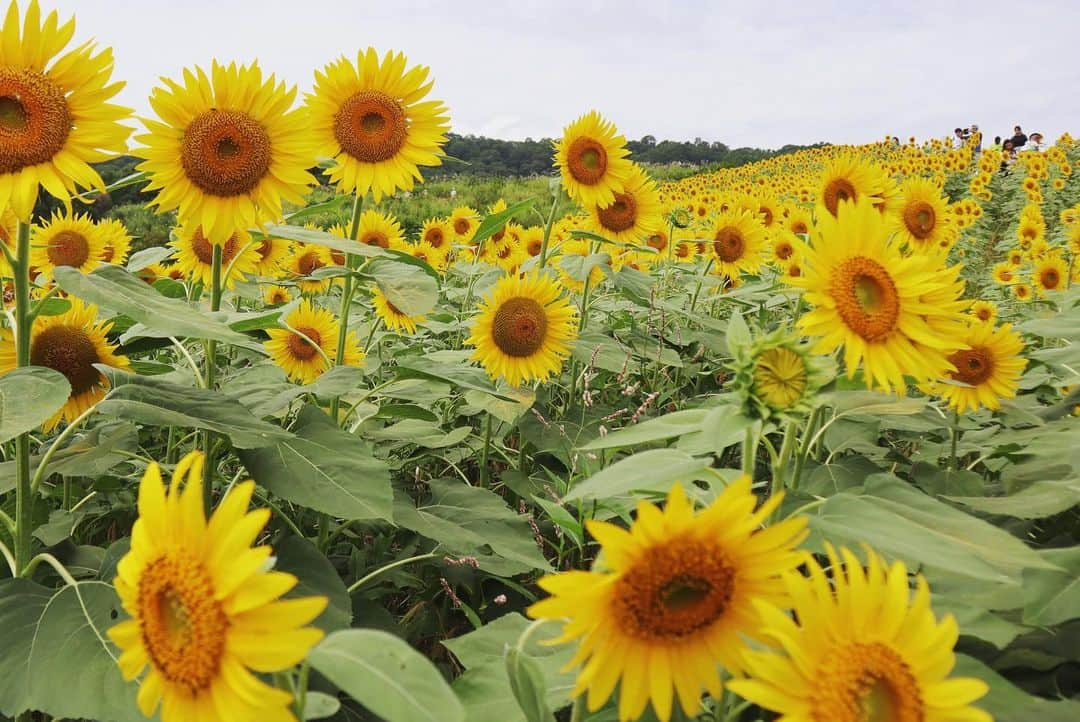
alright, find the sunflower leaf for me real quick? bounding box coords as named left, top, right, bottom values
left=0, top=366, right=70, bottom=444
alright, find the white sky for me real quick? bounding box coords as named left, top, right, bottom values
left=47, top=0, right=1080, bottom=149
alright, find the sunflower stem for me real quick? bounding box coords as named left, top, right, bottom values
left=13, top=220, right=34, bottom=577
left=329, top=192, right=364, bottom=423
left=30, top=404, right=97, bottom=496
left=346, top=552, right=440, bottom=594
left=537, top=191, right=560, bottom=270
left=689, top=257, right=714, bottom=312
left=790, top=405, right=823, bottom=491
left=949, top=407, right=960, bottom=472
left=741, top=425, right=757, bottom=479
left=568, top=695, right=586, bottom=722
left=201, top=243, right=224, bottom=515
left=479, top=412, right=493, bottom=488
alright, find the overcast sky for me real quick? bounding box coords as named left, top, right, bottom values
left=49, top=0, right=1080, bottom=149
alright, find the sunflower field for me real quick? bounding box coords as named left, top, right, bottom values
left=2, top=3, right=1080, bottom=722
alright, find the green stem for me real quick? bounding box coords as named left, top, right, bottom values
left=790, top=405, right=823, bottom=491
left=13, top=220, right=33, bottom=576
left=949, top=408, right=960, bottom=472
left=30, top=404, right=97, bottom=495
left=537, top=192, right=560, bottom=270
left=568, top=696, right=586, bottom=722
left=689, top=257, right=714, bottom=311
left=346, top=552, right=438, bottom=594
left=479, top=413, right=493, bottom=488
left=201, top=243, right=223, bottom=515
left=771, top=420, right=798, bottom=495
left=741, top=425, right=757, bottom=479
left=329, top=192, right=364, bottom=422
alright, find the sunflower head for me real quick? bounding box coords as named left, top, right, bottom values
left=98, top=218, right=133, bottom=265
left=709, top=208, right=768, bottom=278
left=817, top=152, right=893, bottom=217
left=29, top=211, right=106, bottom=280
left=729, top=327, right=834, bottom=420
left=372, top=286, right=424, bottom=335
left=923, top=321, right=1027, bottom=413
left=587, top=164, right=663, bottom=244
left=889, top=177, right=953, bottom=254
left=264, top=298, right=363, bottom=384
left=170, top=222, right=258, bottom=289
left=108, top=451, right=328, bottom=722
left=554, top=110, right=634, bottom=208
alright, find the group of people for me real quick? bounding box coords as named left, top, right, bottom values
left=952, top=124, right=1046, bottom=171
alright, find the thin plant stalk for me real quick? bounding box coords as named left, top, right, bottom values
left=329, top=192, right=364, bottom=422
left=200, top=243, right=224, bottom=514
left=12, top=221, right=33, bottom=575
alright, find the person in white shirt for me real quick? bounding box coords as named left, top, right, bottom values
left=1027, top=132, right=1046, bottom=151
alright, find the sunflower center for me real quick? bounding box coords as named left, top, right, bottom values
left=102, top=244, right=116, bottom=263
left=297, top=250, right=325, bottom=276
left=775, top=240, right=794, bottom=260
left=47, top=230, right=91, bottom=269
left=612, top=536, right=735, bottom=641
left=526, top=238, right=543, bottom=256
left=713, top=227, right=746, bottom=263
left=760, top=206, right=774, bottom=226
left=491, top=296, right=548, bottom=358
left=191, top=228, right=239, bottom=265
left=454, top=218, right=472, bottom=235
left=812, top=642, right=924, bottom=722
left=257, top=239, right=274, bottom=260
left=902, top=201, right=936, bottom=240
left=181, top=110, right=272, bottom=197
left=137, top=552, right=228, bottom=694
left=948, top=347, right=994, bottom=386
left=361, top=231, right=389, bottom=248
left=823, top=178, right=858, bottom=216
left=566, top=137, right=608, bottom=185
left=647, top=232, right=668, bottom=252
left=287, top=326, right=323, bottom=361
left=753, top=347, right=808, bottom=408
left=425, top=227, right=446, bottom=248
left=597, top=192, right=638, bottom=233
left=830, top=256, right=901, bottom=342
left=791, top=221, right=808, bottom=235
left=1040, top=267, right=1061, bottom=290
left=29, top=325, right=102, bottom=395
left=0, top=68, right=72, bottom=174
left=334, top=90, right=408, bottom=163
left=270, top=289, right=287, bottom=303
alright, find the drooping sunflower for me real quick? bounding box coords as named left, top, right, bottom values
left=355, top=208, right=404, bottom=250
left=528, top=480, right=808, bottom=722
left=265, top=298, right=362, bottom=384
left=9, top=297, right=129, bottom=431
left=98, top=217, right=133, bottom=265
left=1033, top=254, right=1068, bottom=296
left=466, top=272, right=577, bottom=387
left=28, top=211, right=105, bottom=280
left=792, top=198, right=968, bottom=393
left=817, top=152, right=894, bottom=217
left=926, top=321, right=1026, bottom=414
left=307, top=48, right=450, bottom=202
left=108, top=451, right=328, bottom=722
left=371, top=286, right=424, bottom=335
left=0, top=0, right=131, bottom=220
left=170, top=223, right=259, bottom=289
left=137, top=61, right=315, bottom=245
left=889, top=177, right=953, bottom=253
left=729, top=328, right=833, bottom=420
left=587, top=165, right=663, bottom=244
left=709, top=209, right=768, bottom=278
left=728, top=545, right=991, bottom=722
left=554, top=111, right=634, bottom=208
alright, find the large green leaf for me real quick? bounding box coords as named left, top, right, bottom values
left=369, top=258, right=439, bottom=316
left=98, top=370, right=292, bottom=449
left=564, top=449, right=712, bottom=503
left=54, top=264, right=249, bottom=344
left=1022, top=547, right=1080, bottom=626
left=396, top=354, right=517, bottom=401
left=309, top=628, right=465, bottom=722
left=954, top=654, right=1080, bottom=722
left=274, top=536, right=353, bottom=633
left=238, top=404, right=392, bottom=521
left=264, top=223, right=390, bottom=259
left=807, top=476, right=1059, bottom=583
left=506, top=647, right=557, bottom=722
left=394, top=480, right=550, bottom=576
left=948, top=478, right=1080, bottom=518
left=580, top=409, right=709, bottom=451
left=0, top=367, right=70, bottom=443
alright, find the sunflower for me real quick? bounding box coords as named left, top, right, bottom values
left=770, top=232, right=798, bottom=265
left=371, top=286, right=424, bottom=335
left=1013, top=282, right=1033, bottom=302
left=108, top=451, right=327, bottom=722
left=926, top=321, right=1026, bottom=414
left=408, top=240, right=448, bottom=272
left=449, top=206, right=479, bottom=244
left=137, top=61, right=315, bottom=245
left=730, top=329, right=832, bottom=420
left=466, top=272, right=577, bottom=387
left=728, top=545, right=991, bottom=722
left=587, top=165, right=663, bottom=244
left=1033, top=254, right=1068, bottom=296
left=251, top=235, right=293, bottom=277
left=817, top=152, right=893, bottom=217
left=355, top=209, right=404, bottom=250
left=307, top=48, right=449, bottom=202
left=792, top=198, right=968, bottom=393
left=1006, top=249, right=1024, bottom=267
left=6, top=297, right=129, bottom=431
left=263, top=284, right=292, bottom=305
left=0, top=0, right=131, bottom=220
left=889, top=177, right=953, bottom=253
left=0, top=206, right=15, bottom=276
left=991, top=262, right=1015, bottom=285
left=528, top=480, right=808, bottom=722
left=521, top=226, right=545, bottom=258
left=170, top=223, right=259, bottom=289
left=265, top=299, right=363, bottom=384
left=285, top=242, right=334, bottom=295
left=554, top=111, right=634, bottom=208
left=28, top=211, right=104, bottom=281
left=420, top=217, right=453, bottom=252
left=968, top=300, right=996, bottom=324
left=709, top=209, right=768, bottom=278
left=785, top=206, right=813, bottom=237
left=98, top=218, right=133, bottom=265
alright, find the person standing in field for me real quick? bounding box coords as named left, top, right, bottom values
left=990, top=136, right=1003, bottom=151
left=1028, top=132, right=1045, bottom=151
left=1011, top=125, right=1028, bottom=149
left=970, top=124, right=982, bottom=152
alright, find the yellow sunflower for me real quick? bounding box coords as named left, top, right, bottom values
left=991, top=262, right=1015, bottom=285
left=554, top=110, right=634, bottom=208
left=409, top=239, right=449, bottom=272
left=817, top=152, right=894, bottom=217
left=0, top=0, right=131, bottom=220
left=1013, top=282, right=1033, bottom=302
left=449, top=205, right=479, bottom=243
left=371, top=286, right=424, bottom=335
left=785, top=206, right=813, bottom=237
left=521, top=226, right=545, bottom=259
left=420, top=216, right=453, bottom=253
left=587, top=165, right=663, bottom=244
left=0, top=205, right=15, bottom=276
left=98, top=218, right=133, bottom=265
left=263, top=284, right=293, bottom=305
left=137, top=61, right=315, bottom=245
left=10, top=297, right=129, bottom=431
left=709, top=209, right=768, bottom=278
left=170, top=223, right=259, bottom=289
left=889, top=177, right=953, bottom=253
left=466, top=272, right=577, bottom=387
left=28, top=211, right=104, bottom=281
left=927, top=321, right=1026, bottom=414
left=728, top=545, right=991, bottom=722
left=968, top=300, right=997, bottom=324
left=355, top=208, right=404, bottom=250
left=307, top=48, right=449, bottom=202
left=1033, top=254, right=1068, bottom=296
left=265, top=298, right=363, bottom=384
left=285, top=243, right=334, bottom=295
left=108, top=451, right=327, bottom=722
left=528, top=480, right=808, bottom=722
left=792, top=198, right=968, bottom=393
left=251, top=235, right=293, bottom=277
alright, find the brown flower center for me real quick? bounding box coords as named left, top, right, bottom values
left=1040, top=267, right=1062, bottom=290
left=361, top=230, right=389, bottom=248
left=713, top=226, right=746, bottom=263
left=46, top=230, right=91, bottom=269
left=181, top=110, right=272, bottom=197
left=190, top=228, right=240, bottom=265
left=491, top=296, right=548, bottom=358
left=948, top=347, right=993, bottom=386
left=424, top=226, right=446, bottom=248
left=597, top=192, right=638, bottom=233
left=902, top=201, right=937, bottom=240
left=30, top=325, right=102, bottom=396
left=830, top=256, right=901, bottom=342
left=646, top=232, right=668, bottom=252
left=453, top=217, right=472, bottom=236
left=334, top=90, right=408, bottom=163
left=296, top=250, right=325, bottom=276
left=823, top=177, right=858, bottom=216
left=565, top=136, right=608, bottom=185
left=811, top=642, right=924, bottom=722
left=286, top=326, right=323, bottom=361
left=0, top=68, right=72, bottom=174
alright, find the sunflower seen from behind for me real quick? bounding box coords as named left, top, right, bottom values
left=554, top=111, right=634, bottom=208
left=28, top=211, right=105, bottom=281
left=528, top=480, right=808, bottom=722
left=792, top=198, right=968, bottom=394
left=265, top=298, right=362, bottom=384
left=307, top=48, right=449, bottom=202
left=466, top=272, right=577, bottom=387
left=728, top=545, right=991, bottom=722
left=0, top=0, right=131, bottom=219
left=108, top=451, right=328, bottom=722
left=137, top=61, right=315, bottom=245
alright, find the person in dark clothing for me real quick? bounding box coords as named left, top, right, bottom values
left=1011, top=125, right=1028, bottom=149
